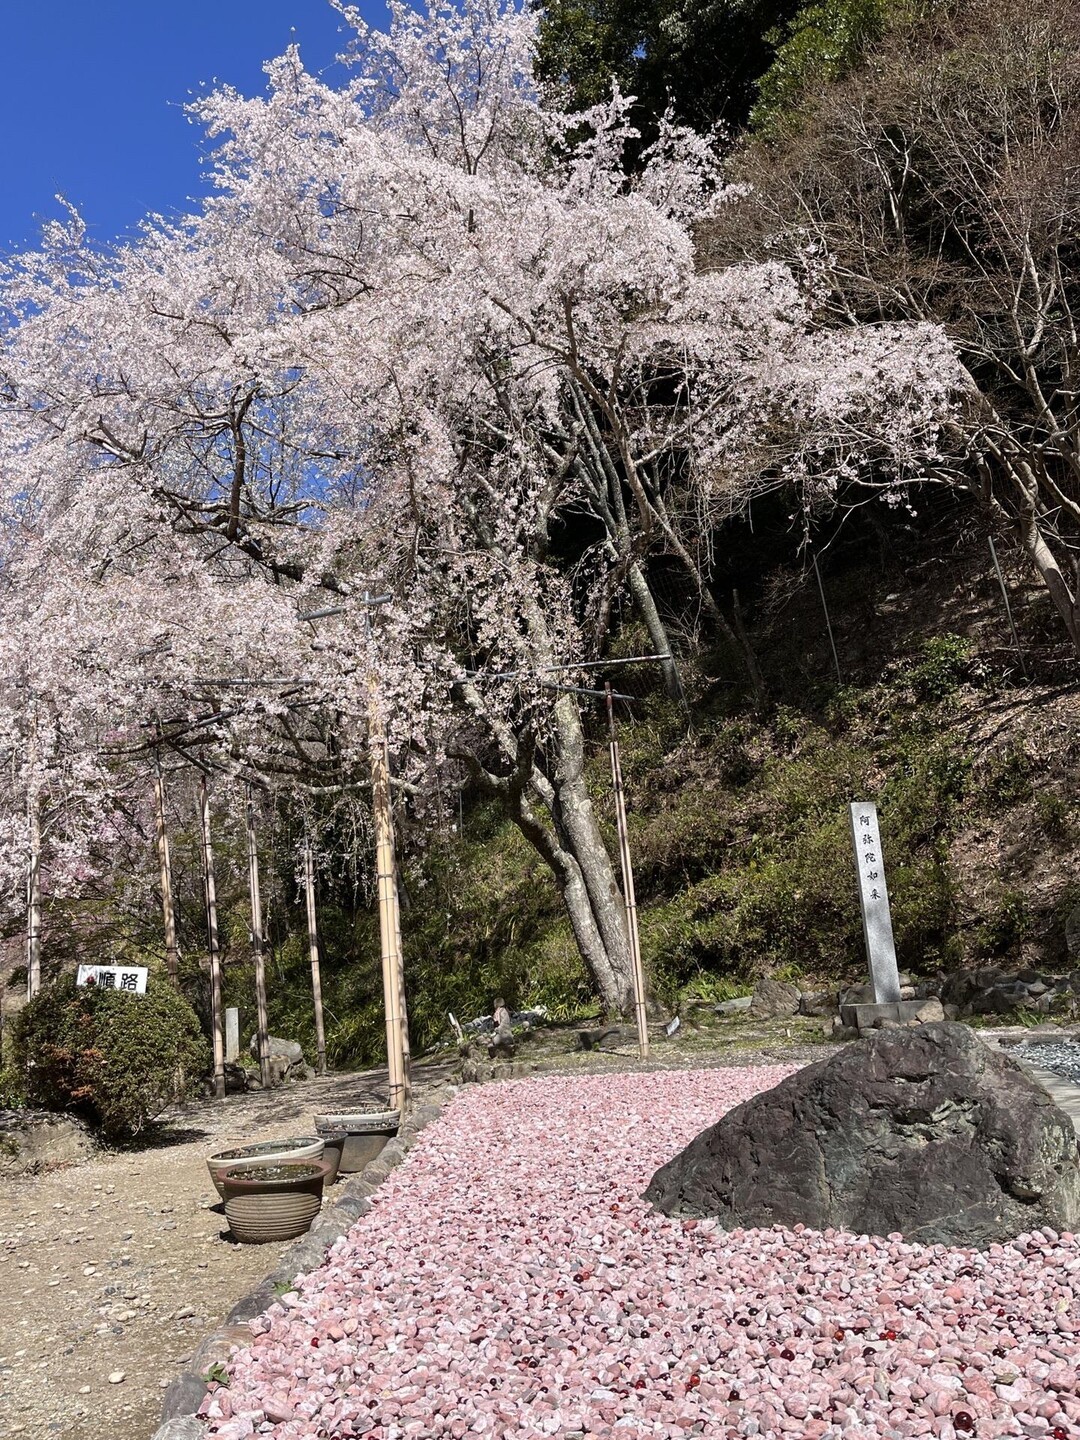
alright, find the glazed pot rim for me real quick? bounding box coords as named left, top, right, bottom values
left=314, top=1110, right=399, bottom=1133
left=210, top=1136, right=323, bottom=1163
left=221, top=1158, right=332, bottom=1189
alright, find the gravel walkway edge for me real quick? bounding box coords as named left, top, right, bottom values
left=149, top=1099, right=447, bottom=1440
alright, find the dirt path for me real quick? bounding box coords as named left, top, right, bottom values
left=0, top=1067, right=450, bottom=1440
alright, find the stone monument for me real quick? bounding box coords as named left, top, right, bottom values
left=842, top=802, right=922, bottom=1031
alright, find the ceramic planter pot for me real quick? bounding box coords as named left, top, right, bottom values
left=220, top=1159, right=331, bottom=1244
left=316, top=1131, right=346, bottom=1185
left=314, top=1110, right=399, bottom=1174
left=206, top=1136, right=324, bottom=1199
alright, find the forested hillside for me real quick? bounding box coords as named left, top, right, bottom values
left=2, top=0, right=1078, bottom=1073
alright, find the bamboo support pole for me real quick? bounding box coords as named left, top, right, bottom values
left=26, top=789, right=41, bottom=1001
left=153, top=755, right=180, bottom=984
left=387, top=737, right=412, bottom=1106
left=302, top=835, right=328, bottom=1076
left=199, top=778, right=226, bottom=1099
left=988, top=535, right=1028, bottom=675
left=246, top=788, right=272, bottom=1090
left=605, top=684, right=649, bottom=1059
left=369, top=690, right=409, bottom=1112
left=813, top=553, right=842, bottom=685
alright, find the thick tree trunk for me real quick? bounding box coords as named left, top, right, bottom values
left=457, top=671, right=637, bottom=1016
left=1010, top=476, right=1080, bottom=653
left=509, top=783, right=636, bottom=1017
left=547, top=692, right=635, bottom=1007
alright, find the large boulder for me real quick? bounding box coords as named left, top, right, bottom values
left=249, top=1034, right=303, bottom=1066
left=644, top=1022, right=1080, bottom=1247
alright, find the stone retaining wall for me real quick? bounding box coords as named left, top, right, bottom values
left=739, top=966, right=1080, bottom=1038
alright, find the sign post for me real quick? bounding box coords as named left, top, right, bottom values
left=849, top=801, right=902, bottom=1004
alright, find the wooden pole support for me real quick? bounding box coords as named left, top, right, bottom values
left=386, top=733, right=412, bottom=1109
left=369, top=690, right=408, bottom=1112
left=246, top=787, right=272, bottom=1089
left=605, top=684, right=649, bottom=1059
left=303, top=835, right=328, bottom=1076
left=199, top=777, right=226, bottom=1099
left=27, top=789, right=41, bottom=1001
left=153, top=754, right=180, bottom=984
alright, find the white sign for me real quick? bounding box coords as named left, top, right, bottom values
left=76, top=965, right=149, bottom=995
left=849, top=802, right=901, bottom=1005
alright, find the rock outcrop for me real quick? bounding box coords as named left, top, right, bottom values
left=645, top=1022, right=1080, bottom=1247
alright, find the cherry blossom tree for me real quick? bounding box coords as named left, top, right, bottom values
left=0, top=0, right=967, bottom=1014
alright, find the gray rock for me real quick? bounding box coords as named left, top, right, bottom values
left=0, top=1112, right=95, bottom=1177
left=151, top=1419, right=207, bottom=1440
left=644, top=1022, right=1080, bottom=1248
left=972, top=983, right=1029, bottom=1016
left=577, top=1025, right=628, bottom=1051
left=749, top=977, right=800, bottom=1019
left=840, top=982, right=876, bottom=1007
left=713, top=995, right=752, bottom=1015
left=331, top=1194, right=371, bottom=1221
left=160, top=1373, right=208, bottom=1423
left=405, top=1102, right=443, bottom=1131
left=914, top=997, right=945, bottom=1023
left=826, top=1017, right=859, bottom=1041
left=488, top=1026, right=516, bottom=1059
left=249, top=1034, right=304, bottom=1066
left=941, top=971, right=981, bottom=1007
left=226, top=1279, right=278, bottom=1325
left=798, top=990, right=836, bottom=1018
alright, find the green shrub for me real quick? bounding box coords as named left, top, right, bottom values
left=0, top=1063, right=25, bottom=1109
left=973, top=886, right=1032, bottom=960
left=13, top=972, right=210, bottom=1141
left=1035, top=789, right=1071, bottom=840
left=982, top=742, right=1036, bottom=810
left=751, top=0, right=895, bottom=135
left=907, top=634, right=976, bottom=703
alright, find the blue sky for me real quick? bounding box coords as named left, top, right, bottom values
left=1, top=0, right=388, bottom=254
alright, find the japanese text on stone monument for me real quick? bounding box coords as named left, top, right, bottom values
left=849, top=802, right=901, bottom=1005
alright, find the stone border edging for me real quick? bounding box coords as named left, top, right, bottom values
left=149, top=1097, right=448, bottom=1440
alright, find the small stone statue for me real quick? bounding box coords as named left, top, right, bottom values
left=489, top=997, right=516, bottom=1059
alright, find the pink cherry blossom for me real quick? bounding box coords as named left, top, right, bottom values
left=0, top=0, right=970, bottom=999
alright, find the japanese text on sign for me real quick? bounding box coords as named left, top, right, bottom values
left=848, top=802, right=901, bottom=1005
left=76, top=965, right=148, bottom=995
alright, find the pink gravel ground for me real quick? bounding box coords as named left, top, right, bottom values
left=204, top=1067, right=1080, bottom=1440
